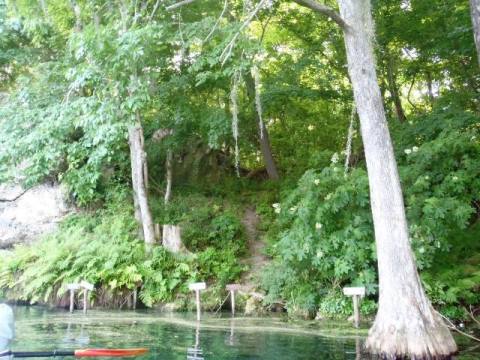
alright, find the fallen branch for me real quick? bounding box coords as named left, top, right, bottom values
left=166, top=0, right=197, bottom=11
left=0, top=187, right=31, bottom=202
left=440, top=312, right=480, bottom=343
left=468, top=306, right=480, bottom=327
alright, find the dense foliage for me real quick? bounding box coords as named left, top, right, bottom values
left=261, top=105, right=480, bottom=317
left=0, top=0, right=479, bottom=321
left=0, top=189, right=246, bottom=307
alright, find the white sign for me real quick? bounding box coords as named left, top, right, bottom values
left=226, top=284, right=242, bottom=291
left=80, top=280, right=94, bottom=291
left=188, top=282, right=206, bottom=291
left=343, top=287, right=365, bottom=297
left=67, top=283, right=81, bottom=290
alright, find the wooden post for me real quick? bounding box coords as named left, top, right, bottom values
left=127, top=293, right=132, bottom=309
left=189, top=282, right=206, bottom=321
left=133, top=288, right=137, bottom=310
left=352, top=295, right=360, bottom=328
left=154, top=223, right=161, bottom=242
left=226, top=284, right=241, bottom=317
left=67, top=284, right=80, bottom=313
left=80, top=280, right=94, bottom=315
left=83, top=288, right=88, bottom=314
left=343, top=287, right=365, bottom=328
left=70, top=289, right=75, bottom=313
left=195, top=290, right=201, bottom=321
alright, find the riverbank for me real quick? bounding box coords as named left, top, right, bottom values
left=9, top=307, right=480, bottom=360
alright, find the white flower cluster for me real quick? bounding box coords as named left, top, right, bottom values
left=314, top=179, right=320, bottom=185
left=272, top=203, right=281, bottom=214
left=315, top=222, right=322, bottom=230
left=404, top=146, right=419, bottom=155
left=262, top=0, right=275, bottom=10
left=331, top=152, right=339, bottom=164
left=307, top=124, right=315, bottom=131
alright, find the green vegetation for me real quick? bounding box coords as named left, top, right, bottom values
left=0, top=0, right=479, bottom=327
left=261, top=106, right=480, bottom=318
left=0, top=188, right=247, bottom=307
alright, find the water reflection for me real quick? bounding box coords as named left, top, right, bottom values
left=14, top=308, right=479, bottom=360
left=186, top=323, right=203, bottom=360
left=60, top=321, right=89, bottom=348
left=227, top=319, right=235, bottom=347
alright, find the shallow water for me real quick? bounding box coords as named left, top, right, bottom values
left=9, top=307, right=480, bottom=359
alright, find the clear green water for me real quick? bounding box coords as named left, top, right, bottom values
left=9, top=307, right=480, bottom=359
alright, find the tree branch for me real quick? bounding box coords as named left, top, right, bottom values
left=292, top=0, right=348, bottom=30
left=166, top=0, right=197, bottom=11
left=0, top=187, right=31, bottom=202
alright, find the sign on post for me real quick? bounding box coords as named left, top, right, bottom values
left=188, top=282, right=206, bottom=291
left=80, top=280, right=94, bottom=291
left=226, top=284, right=242, bottom=316
left=189, top=282, right=206, bottom=321
left=80, top=281, right=94, bottom=314
left=343, top=287, right=365, bottom=328
left=67, top=283, right=81, bottom=313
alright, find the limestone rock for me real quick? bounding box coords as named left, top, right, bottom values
left=0, top=183, right=74, bottom=248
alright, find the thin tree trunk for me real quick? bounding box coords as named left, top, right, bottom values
left=69, top=0, right=82, bottom=32
left=164, top=150, right=173, bottom=205
left=471, top=0, right=480, bottom=66
left=128, top=127, right=143, bottom=240
left=426, top=71, right=435, bottom=103
left=7, top=0, right=19, bottom=17
left=386, top=55, right=406, bottom=122
left=245, top=72, right=280, bottom=180
left=337, top=0, right=457, bottom=358
left=128, top=124, right=156, bottom=246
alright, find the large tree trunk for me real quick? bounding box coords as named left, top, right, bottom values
left=245, top=72, right=280, bottom=180
left=162, top=225, right=184, bottom=253
left=471, top=0, right=480, bottom=66
left=337, top=0, right=457, bottom=358
left=128, top=124, right=156, bottom=246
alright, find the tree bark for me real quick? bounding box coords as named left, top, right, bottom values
left=162, top=225, right=184, bottom=253
left=164, top=150, right=173, bottom=205
left=337, top=0, right=457, bottom=358
left=426, top=71, right=435, bottom=103
left=38, top=0, right=48, bottom=18
left=245, top=72, right=280, bottom=181
left=69, top=0, right=82, bottom=32
left=128, top=124, right=156, bottom=246
left=128, top=127, right=143, bottom=240
left=385, top=55, right=406, bottom=123
left=471, top=0, right=480, bottom=66
left=152, top=128, right=174, bottom=205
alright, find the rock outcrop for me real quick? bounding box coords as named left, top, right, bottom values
left=0, top=183, right=74, bottom=249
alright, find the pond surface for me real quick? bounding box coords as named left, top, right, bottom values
left=9, top=307, right=479, bottom=359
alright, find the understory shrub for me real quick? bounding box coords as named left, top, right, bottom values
left=262, top=105, right=480, bottom=318
left=0, top=190, right=246, bottom=307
